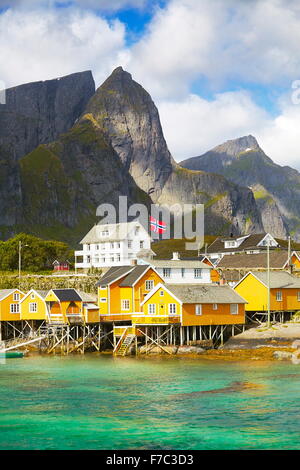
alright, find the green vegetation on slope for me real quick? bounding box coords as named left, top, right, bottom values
left=0, top=233, right=73, bottom=272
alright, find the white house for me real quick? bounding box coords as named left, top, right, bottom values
left=203, top=233, right=280, bottom=263
left=139, top=252, right=212, bottom=284
left=75, top=220, right=152, bottom=270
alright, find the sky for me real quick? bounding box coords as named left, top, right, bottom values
left=1, top=0, right=300, bottom=169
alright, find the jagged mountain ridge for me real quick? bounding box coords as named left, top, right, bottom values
left=0, top=68, right=264, bottom=244
left=180, top=135, right=300, bottom=239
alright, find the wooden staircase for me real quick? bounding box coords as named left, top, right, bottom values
left=114, top=328, right=136, bottom=356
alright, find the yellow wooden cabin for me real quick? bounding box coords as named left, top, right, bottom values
left=234, top=271, right=300, bottom=312
left=20, top=289, right=48, bottom=321
left=141, top=283, right=246, bottom=327
left=96, top=265, right=164, bottom=322
left=45, top=289, right=84, bottom=324
left=0, top=289, right=25, bottom=322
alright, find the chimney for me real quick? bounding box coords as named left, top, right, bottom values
left=131, top=259, right=137, bottom=266
left=172, top=252, right=180, bottom=260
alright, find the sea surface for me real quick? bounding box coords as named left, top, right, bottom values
left=0, top=354, right=299, bottom=450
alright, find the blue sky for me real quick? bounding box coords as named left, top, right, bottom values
left=0, top=0, right=300, bottom=168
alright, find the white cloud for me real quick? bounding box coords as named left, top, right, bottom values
left=158, top=89, right=300, bottom=171
left=0, top=8, right=128, bottom=88
left=158, top=91, right=269, bottom=160
left=0, top=0, right=146, bottom=11
left=128, top=0, right=300, bottom=100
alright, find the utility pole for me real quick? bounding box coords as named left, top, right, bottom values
left=18, top=241, right=29, bottom=288
left=267, top=240, right=271, bottom=328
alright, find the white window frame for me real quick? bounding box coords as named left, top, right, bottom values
left=29, top=302, right=37, bottom=313
left=276, top=291, right=282, bottom=302
left=195, top=304, right=202, bottom=316
left=168, top=303, right=177, bottom=315
left=163, top=268, right=171, bottom=278
left=194, top=269, right=203, bottom=279
left=13, top=293, right=20, bottom=301
left=128, top=240, right=132, bottom=249
left=100, top=298, right=107, bottom=303
left=297, top=292, right=300, bottom=302
left=213, top=303, right=218, bottom=310
left=10, top=304, right=20, bottom=314
left=148, top=304, right=156, bottom=315
left=31, top=293, right=35, bottom=299
left=122, top=299, right=130, bottom=311
left=159, top=290, right=164, bottom=297
left=140, top=241, right=144, bottom=249
left=230, top=304, right=238, bottom=315
left=145, top=280, right=154, bottom=291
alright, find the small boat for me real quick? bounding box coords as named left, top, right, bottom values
left=0, top=351, right=24, bottom=359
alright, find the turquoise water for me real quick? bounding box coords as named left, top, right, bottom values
left=0, top=354, right=300, bottom=450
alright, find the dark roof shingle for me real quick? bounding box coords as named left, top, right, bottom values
left=52, top=289, right=82, bottom=302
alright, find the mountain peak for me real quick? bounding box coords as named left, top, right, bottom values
left=212, top=135, right=260, bottom=158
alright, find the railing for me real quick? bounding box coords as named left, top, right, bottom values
left=131, top=315, right=181, bottom=325
left=114, top=326, right=136, bottom=337
left=100, top=314, right=132, bottom=322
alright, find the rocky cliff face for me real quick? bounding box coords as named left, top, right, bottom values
left=0, top=71, right=95, bottom=233
left=84, top=67, right=174, bottom=201
left=180, top=136, right=296, bottom=239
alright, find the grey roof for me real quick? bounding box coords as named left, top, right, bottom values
left=150, top=259, right=211, bottom=269
left=35, top=290, right=49, bottom=299
left=137, top=248, right=156, bottom=258
left=80, top=220, right=148, bottom=244
left=217, top=251, right=289, bottom=269
left=166, top=284, right=247, bottom=304
left=52, top=289, right=82, bottom=302
left=78, top=291, right=97, bottom=302
left=119, top=265, right=150, bottom=287
left=249, top=271, right=300, bottom=289
left=96, top=266, right=134, bottom=287
left=0, top=289, right=16, bottom=300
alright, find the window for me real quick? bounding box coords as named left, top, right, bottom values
left=163, top=268, right=171, bottom=278
left=298, top=292, right=300, bottom=301
left=117, top=242, right=121, bottom=249
left=145, top=280, right=154, bottom=291
left=122, top=299, right=130, bottom=310
left=140, top=241, right=144, bottom=249
left=230, top=304, right=238, bottom=315
left=135, top=226, right=140, bottom=236
left=148, top=304, right=156, bottom=315
left=194, top=269, right=202, bottom=279
left=96, top=244, right=99, bottom=250
left=10, top=304, right=19, bottom=314
left=100, top=298, right=107, bottom=303
left=101, top=230, right=109, bottom=237
left=195, top=305, right=202, bottom=316
left=116, top=254, right=120, bottom=262
left=168, top=303, right=177, bottom=314
left=110, top=256, right=114, bottom=263
left=99, top=286, right=107, bottom=290
left=29, top=303, right=37, bottom=313
left=110, top=242, right=114, bottom=249
left=159, top=290, right=164, bottom=297
left=101, top=258, right=106, bottom=263
left=128, top=240, right=132, bottom=249
left=276, top=291, right=282, bottom=302
left=13, top=293, right=20, bottom=301
left=213, top=304, right=218, bottom=310
left=31, top=293, right=35, bottom=299
left=181, top=268, right=185, bottom=278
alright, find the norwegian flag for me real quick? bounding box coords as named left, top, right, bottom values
left=150, top=216, right=167, bottom=234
